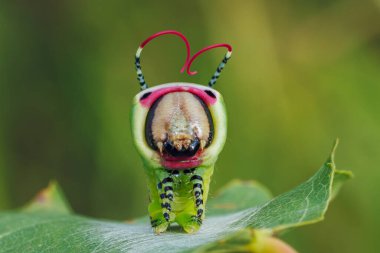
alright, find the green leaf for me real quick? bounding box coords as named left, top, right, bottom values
left=207, top=179, right=273, bottom=216
left=235, top=140, right=350, bottom=232
left=193, top=229, right=298, bottom=253
left=0, top=142, right=351, bottom=252
left=23, top=181, right=72, bottom=214
left=331, top=170, right=353, bottom=200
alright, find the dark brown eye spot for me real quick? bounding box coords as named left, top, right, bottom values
left=140, top=92, right=152, bottom=100
left=204, top=90, right=216, bottom=98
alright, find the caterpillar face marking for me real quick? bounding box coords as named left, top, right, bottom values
left=131, top=30, right=232, bottom=234
left=132, top=83, right=225, bottom=170
left=145, top=91, right=213, bottom=169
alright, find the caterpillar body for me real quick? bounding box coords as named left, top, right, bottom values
left=131, top=31, right=232, bottom=234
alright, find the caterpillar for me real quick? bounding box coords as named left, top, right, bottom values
left=131, top=30, right=232, bottom=234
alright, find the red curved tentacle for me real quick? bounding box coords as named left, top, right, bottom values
left=139, top=30, right=191, bottom=73
left=186, top=44, right=232, bottom=76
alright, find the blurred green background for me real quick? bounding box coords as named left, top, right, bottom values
left=1, top=0, right=379, bottom=252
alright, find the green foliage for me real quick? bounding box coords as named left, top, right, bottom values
left=0, top=143, right=351, bottom=252
left=23, top=181, right=72, bottom=214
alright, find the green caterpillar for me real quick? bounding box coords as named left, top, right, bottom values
left=131, top=30, right=232, bottom=234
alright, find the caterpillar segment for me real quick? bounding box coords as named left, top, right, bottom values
left=147, top=167, right=213, bottom=234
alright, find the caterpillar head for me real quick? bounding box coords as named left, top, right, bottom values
left=131, top=31, right=231, bottom=170
left=132, top=83, right=226, bottom=169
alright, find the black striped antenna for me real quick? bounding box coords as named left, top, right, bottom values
left=135, top=30, right=191, bottom=90
left=186, top=44, right=232, bottom=88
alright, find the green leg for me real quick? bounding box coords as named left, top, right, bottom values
left=148, top=169, right=174, bottom=234
left=176, top=168, right=208, bottom=234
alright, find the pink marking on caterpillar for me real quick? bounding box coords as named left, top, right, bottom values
left=139, top=86, right=217, bottom=108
